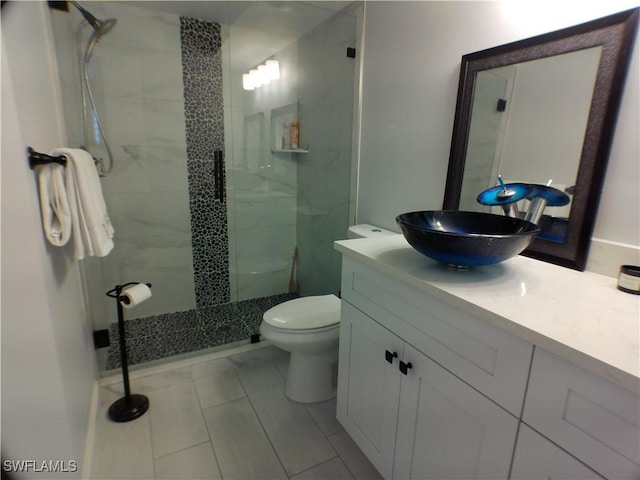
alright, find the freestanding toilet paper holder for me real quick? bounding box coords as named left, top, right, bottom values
left=106, top=282, right=152, bottom=422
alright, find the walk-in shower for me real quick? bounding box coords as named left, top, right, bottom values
left=50, top=1, right=360, bottom=372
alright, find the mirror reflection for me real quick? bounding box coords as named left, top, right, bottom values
left=460, top=46, right=602, bottom=243
left=444, top=8, right=639, bottom=270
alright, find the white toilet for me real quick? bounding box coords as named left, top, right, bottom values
left=260, top=224, right=396, bottom=403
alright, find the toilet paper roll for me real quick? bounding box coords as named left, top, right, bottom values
left=120, top=283, right=152, bottom=309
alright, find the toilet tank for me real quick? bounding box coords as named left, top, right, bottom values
left=347, top=224, right=397, bottom=239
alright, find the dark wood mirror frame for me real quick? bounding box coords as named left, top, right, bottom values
left=443, top=8, right=638, bottom=271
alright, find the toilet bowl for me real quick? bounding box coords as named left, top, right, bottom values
left=261, top=295, right=341, bottom=403
left=259, top=224, right=396, bottom=403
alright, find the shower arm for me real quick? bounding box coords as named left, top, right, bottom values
left=70, top=1, right=102, bottom=30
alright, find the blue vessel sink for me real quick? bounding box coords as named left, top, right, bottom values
left=395, top=211, right=540, bottom=268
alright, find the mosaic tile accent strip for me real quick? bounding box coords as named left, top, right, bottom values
left=180, top=17, right=230, bottom=308
left=104, top=293, right=297, bottom=370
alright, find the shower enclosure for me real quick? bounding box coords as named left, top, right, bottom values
left=50, top=1, right=360, bottom=372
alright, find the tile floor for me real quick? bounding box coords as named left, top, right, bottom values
left=91, top=343, right=383, bottom=480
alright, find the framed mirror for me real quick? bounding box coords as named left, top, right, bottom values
left=443, top=8, right=638, bottom=271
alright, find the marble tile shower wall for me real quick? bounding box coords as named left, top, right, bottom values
left=51, top=3, right=196, bottom=331
left=296, top=11, right=357, bottom=297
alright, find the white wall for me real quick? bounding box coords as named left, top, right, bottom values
left=1, top=2, right=97, bottom=477
left=357, top=1, right=640, bottom=267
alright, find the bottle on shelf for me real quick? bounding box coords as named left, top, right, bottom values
left=290, top=121, right=299, bottom=149
left=283, top=123, right=291, bottom=149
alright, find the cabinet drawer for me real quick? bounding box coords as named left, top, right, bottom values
left=341, top=257, right=532, bottom=415
left=523, top=348, right=640, bottom=479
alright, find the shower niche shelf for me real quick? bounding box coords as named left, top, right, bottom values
left=272, top=148, right=309, bottom=154
left=271, top=103, right=308, bottom=153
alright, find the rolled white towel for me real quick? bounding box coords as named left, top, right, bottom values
left=51, top=148, right=114, bottom=259
left=37, top=163, right=72, bottom=246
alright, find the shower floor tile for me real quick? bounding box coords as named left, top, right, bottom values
left=104, top=293, right=297, bottom=370
left=91, top=343, right=382, bottom=480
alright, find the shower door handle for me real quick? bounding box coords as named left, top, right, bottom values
left=214, top=150, right=225, bottom=203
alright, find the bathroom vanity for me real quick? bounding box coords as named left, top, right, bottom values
left=334, top=235, right=639, bottom=480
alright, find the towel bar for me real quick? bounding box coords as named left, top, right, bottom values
left=27, top=147, right=67, bottom=169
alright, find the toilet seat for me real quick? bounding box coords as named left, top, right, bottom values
left=263, top=294, right=340, bottom=330
left=261, top=322, right=338, bottom=335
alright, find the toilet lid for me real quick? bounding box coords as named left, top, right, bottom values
left=263, top=294, right=341, bottom=330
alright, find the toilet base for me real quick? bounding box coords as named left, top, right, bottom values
left=285, top=348, right=338, bottom=403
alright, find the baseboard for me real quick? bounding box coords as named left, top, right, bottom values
left=586, top=238, right=640, bottom=278
left=81, top=380, right=100, bottom=479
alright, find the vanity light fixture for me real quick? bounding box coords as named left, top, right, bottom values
left=242, top=59, right=280, bottom=91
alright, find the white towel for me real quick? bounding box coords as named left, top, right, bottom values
left=51, top=148, right=115, bottom=259
left=37, top=163, right=72, bottom=246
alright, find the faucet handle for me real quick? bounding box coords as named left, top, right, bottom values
left=477, top=181, right=532, bottom=206
left=496, top=175, right=517, bottom=200
left=477, top=178, right=534, bottom=218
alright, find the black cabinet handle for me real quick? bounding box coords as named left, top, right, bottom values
left=385, top=350, right=398, bottom=364
left=399, top=360, right=413, bottom=375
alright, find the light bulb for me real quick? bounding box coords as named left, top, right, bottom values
left=242, top=73, right=254, bottom=90
left=258, top=64, right=271, bottom=85
left=249, top=69, right=260, bottom=88
left=266, top=59, right=280, bottom=80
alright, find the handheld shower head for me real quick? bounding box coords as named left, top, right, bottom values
left=70, top=1, right=117, bottom=62
left=84, top=17, right=117, bottom=62
left=70, top=1, right=113, bottom=31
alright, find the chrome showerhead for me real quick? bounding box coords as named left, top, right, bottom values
left=84, top=17, right=117, bottom=62
left=94, top=16, right=117, bottom=37
left=70, top=1, right=116, bottom=33
left=70, top=1, right=117, bottom=62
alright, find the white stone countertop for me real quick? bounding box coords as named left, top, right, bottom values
left=335, top=235, right=640, bottom=394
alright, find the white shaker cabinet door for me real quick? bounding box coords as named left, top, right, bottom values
left=337, top=301, right=403, bottom=480
left=393, top=343, right=519, bottom=480
left=511, top=424, right=604, bottom=480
